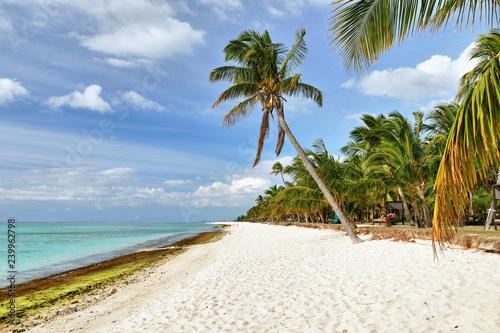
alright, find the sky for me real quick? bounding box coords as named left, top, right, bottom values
left=0, top=0, right=481, bottom=223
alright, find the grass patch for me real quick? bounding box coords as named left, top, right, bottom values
left=0, top=228, right=226, bottom=330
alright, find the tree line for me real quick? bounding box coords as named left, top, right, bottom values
left=236, top=104, right=497, bottom=229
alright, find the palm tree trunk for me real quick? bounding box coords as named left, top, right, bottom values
left=276, top=111, right=363, bottom=243
left=408, top=187, right=422, bottom=227
left=485, top=167, right=500, bottom=230
left=397, top=185, right=414, bottom=225
left=346, top=215, right=358, bottom=229
left=305, top=212, right=309, bottom=223
left=416, top=181, right=433, bottom=228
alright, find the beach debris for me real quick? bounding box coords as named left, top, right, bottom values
left=11, top=328, right=25, bottom=333
left=108, top=287, right=118, bottom=295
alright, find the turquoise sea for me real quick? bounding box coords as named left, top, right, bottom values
left=0, top=221, right=220, bottom=288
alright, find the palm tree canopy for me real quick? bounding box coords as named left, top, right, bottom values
left=209, top=28, right=323, bottom=167
left=433, top=29, right=500, bottom=247
left=271, top=161, right=284, bottom=176
left=328, top=0, right=500, bottom=73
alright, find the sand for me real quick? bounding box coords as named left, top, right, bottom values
left=27, top=222, right=500, bottom=332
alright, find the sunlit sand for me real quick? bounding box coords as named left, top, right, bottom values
left=29, top=223, right=500, bottom=332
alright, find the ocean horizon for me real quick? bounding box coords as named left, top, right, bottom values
left=1, top=221, right=222, bottom=288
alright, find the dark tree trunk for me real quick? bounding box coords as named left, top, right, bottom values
left=397, top=185, right=414, bottom=225
left=416, top=181, right=432, bottom=228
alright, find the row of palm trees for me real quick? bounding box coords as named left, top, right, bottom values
left=238, top=102, right=496, bottom=227
left=236, top=103, right=484, bottom=226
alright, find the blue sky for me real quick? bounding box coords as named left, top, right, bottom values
left=0, top=0, right=480, bottom=222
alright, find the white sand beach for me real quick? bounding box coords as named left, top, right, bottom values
left=29, top=223, right=500, bottom=333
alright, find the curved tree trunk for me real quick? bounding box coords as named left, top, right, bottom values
left=397, top=185, right=414, bottom=225
left=276, top=111, right=363, bottom=244
left=416, top=181, right=432, bottom=228
left=408, top=187, right=422, bottom=228
left=280, top=171, right=287, bottom=187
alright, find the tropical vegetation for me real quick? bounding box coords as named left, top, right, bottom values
left=328, top=1, right=500, bottom=247
left=237, top=103, right=497, bottom=230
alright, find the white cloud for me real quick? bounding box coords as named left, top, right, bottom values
left=2, top=0, right=205, bottom=60
left=343, top=43, right=477, bottom=101
left=18, top=167, right=135, bottom=186
left=177, top=156, right=293, bottom=208
left=417, top=97, right=455, bottom=114
left=164, top=179, right=193, bottom=187
left=0, top=78, right=28, bottom=105
left=286, top=98, right=316, bottom=114
left=264, top=0, right=329, bottom=17
left=81, top=18, right=205, bottom=59
left=268, top=6, right=285, bottom=18
left=0, top=9, right=12, bottom=32
left=0, top=167, right=142, bottom=203
left=340, top=78, right=356, bottom=89
left=185, top=177, right=270, bottom=208
left=45, top=84, right=112, bottom=113
left=121, top=91, right=166, bottom=112
left=102, top=58, right=142, bottom=68
left=0, top=155, right=293, bottom=210
left=199, top=0, right=243, bottom=20
left=343, top=112, right=368, bottom=122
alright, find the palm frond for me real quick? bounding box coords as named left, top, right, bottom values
left=432, top=0, right=500, bottom=32
left=221, top=96, right=260, bottom=128
left=212, top=82, right=260, bottom=109
left=280, top=28, right=307, bottom=76
left=209, top=66, right=254, bottom=84
left=283, top=82, right=323, bottom=107
left=329, top=0, right=440, bottom=72
left=253, top=110, right=271, bottom=167
left=328, top=0, right=500, bottom=73
left=276, top=119, right=286, bottom=156
left=433, top=35, right=500, bottom=248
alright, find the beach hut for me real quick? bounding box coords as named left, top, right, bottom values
left=371, top=204, right=382, bottom=220
left=385, top=201, right=405, bottom=225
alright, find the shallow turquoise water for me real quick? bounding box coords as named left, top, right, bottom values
left=0, top=221, right=219, bottom=288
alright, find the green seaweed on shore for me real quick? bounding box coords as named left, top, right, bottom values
left=0, top=229, right=226, bottom=330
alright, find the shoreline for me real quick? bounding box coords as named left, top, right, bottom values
left=5, top=222, right=500, bottom=332
left=1, top=222, right=221, bottom=289
left=0, top=227, right=227, bottom=331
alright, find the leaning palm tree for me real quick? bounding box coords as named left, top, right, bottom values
left=271, top=161, right=287, bottom=187
left=209, top=28, right=362, bottom=243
